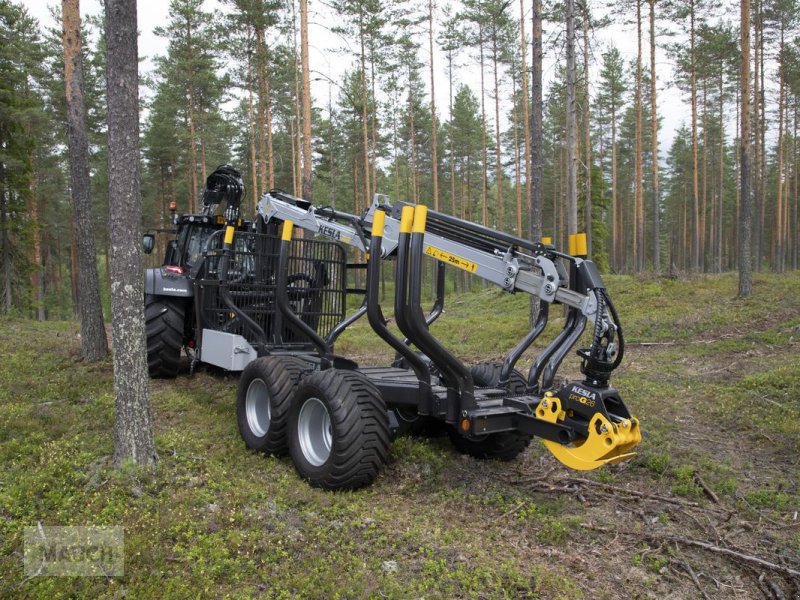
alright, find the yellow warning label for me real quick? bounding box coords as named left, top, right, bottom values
left=424, top=246, right=478, bottom=273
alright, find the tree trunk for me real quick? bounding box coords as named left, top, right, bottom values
left=512, top=63, right=522, bottom=234
left=739, top=0, right=752, bottom=297
left=717, top=75, right=725, bottom=273
left=0, top=169, right=10, bottom=313
left=292, top=6, right=302, bottom=198
left=492, top=29, right=504, bottom=229
left=248, top=57, right=258, bottom=206
left=583, top=11, right=592, bottom=256
left=690, top=0, right=699, bottom=271
left=479, top=21, right=488, bottom=226
left=634, top=0, right=644, bottom=271
left=255, top=27, right=268, bottom=193
left=649, top=0, right=659, bottom=271
left=793, top=98, right=799, bottom=271
left=519, top=0, right=531, bottom=235
left=27, top=151, right=45, bottom=320
left=429, top=0, right=439, bottom=211
left=105, top=0, right=158, bottom=467
left=529, top=0, right=543, bottom=242
left=775, top=53, right=785, bottom=272
left=566, top=0, right=578, bottom=239
left=757, top=2, right=765, bottom=271
left=359, top=11, right=371, bottom=210
left=752, top=4, right=760, bottom=271
left=701, top=82, right=708, bottom=271
left=611, top=101, right=618, bottom=271
left=187, top=82, right=198, bottom=211
left=448, top=48, right=457, bottom=218
left=62, top=0, right=108, bottom=360
left=300, top=0, right=313, bottom=201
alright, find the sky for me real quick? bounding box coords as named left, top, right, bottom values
left=19, top=0, right=686, bottom=159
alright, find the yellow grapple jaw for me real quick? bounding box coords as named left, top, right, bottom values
left=535, top=392, right=642, bottom=471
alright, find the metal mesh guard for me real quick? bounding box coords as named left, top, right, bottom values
left=196, top=231, right=346, bottom=348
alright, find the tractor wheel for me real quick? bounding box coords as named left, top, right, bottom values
left=145, top=296, right=185, bottom=378
left=237, top=356, right=310, bottom=455
left=289, top=369, right=390, bottom=490
left=447, top=363, right=533, bottom=461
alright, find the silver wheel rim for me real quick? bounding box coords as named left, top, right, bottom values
left=297, top=397, right=332, bottom=467
left=245, top=378, right=270, bottom=438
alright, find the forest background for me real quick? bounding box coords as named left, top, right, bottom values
left=2, top=0, right=798, bottom=320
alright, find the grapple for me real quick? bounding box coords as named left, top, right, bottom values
left=536, top=391, right=641, bottom=470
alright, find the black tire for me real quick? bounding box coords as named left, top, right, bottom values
left=289, top=369, right=390, bottom=490
left=237, top=356, right=309, bottom=455
left=145, top=296, right=186, bottom=378
left=470, top=362, right=528, bottom=393
left=447, top=363, right=533, bottom=461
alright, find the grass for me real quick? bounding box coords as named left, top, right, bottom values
left=2, top=271, right=800, bottom=598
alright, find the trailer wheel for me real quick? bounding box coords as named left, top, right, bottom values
left=237, top=356, right=309, bottom=455
left=289, top=369, right=389, bottom=490
left=447, top=363, right=533, bottom=461
left=145, top=295, right=185, bottom=378
left=470, top=362, right=528, bottom=394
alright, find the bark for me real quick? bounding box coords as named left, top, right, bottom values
left=774, top=32, right=785, bottom=272
left=512, top=64, right=522, bottom=234
left=300, top=0, right=313, bottom=201
left=793, top=100, right=798, bottom=270
left=583, top=11, right=592, bottom=256
left=429, top=0, right=439, bottom=211
left=739, top=0, right=752, bottom=297
left=255, top=28, right=267, bottom=193
left=248, top=58, right=258, bottom=206
left=752, top=4, right=760, bottom=271
left=0, top=168, right=10, bottom=313
left=187, top=82, right=198, bottom=211
left=529, top=0, right=543, bottom=243
left=566, top=0, right=578, bottom=237
left=649, top=0, right=659, bottom=271
left=27, top=151, right=45, bottom=320
left=359, top=11, right=370, bottom=209
left=105, top=0, right=158, bottom=467
left=717, top=75, right=724, bottom=273
left=611, top=100, right=618, bottom=270
left=448, top=48, right=456, bottom=218
left=479, top=21, right=488, bottom=226
left=634, top=0, right=644, bottom=270
left=690, top=0, right=699, bottom=271
left=757, top=2, right=765, bottom=271
left=701, top=83, right=708, bottom=270
left=519, top=0, right=531, bottom=234
left=492, top=27, right=503, bottom=228
left=62, top=0, right=108, bottom=360
left=292, top=6, right=302, bottom=198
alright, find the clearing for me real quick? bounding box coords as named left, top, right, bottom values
left=1, top=272, right=799, bottom=598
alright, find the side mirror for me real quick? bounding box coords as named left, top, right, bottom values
left=142, top=233, right=155, bottom=254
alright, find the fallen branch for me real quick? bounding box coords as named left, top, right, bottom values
left=757, top=573, right=786, bottom=600
left=693, top=471, right=720, bottom=504
left=672, top=559, right=711, bottom=600
left=582, top=524, right=800, bottom=579
left=566, top=477, right=703, bottom=508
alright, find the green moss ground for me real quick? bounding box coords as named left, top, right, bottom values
left=1, top=272, right=799, bottom=598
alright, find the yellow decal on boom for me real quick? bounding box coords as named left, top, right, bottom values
left=424, top=245, right=478, bottom=273
left=224, top=226, right=235, bottom=245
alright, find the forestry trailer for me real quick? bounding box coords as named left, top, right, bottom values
left=193, top=188, right=641, bottom=489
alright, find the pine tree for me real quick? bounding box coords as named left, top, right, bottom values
left=105, top=0, right=158, bottom=467
left=62, top=0, right=108, bottom=360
